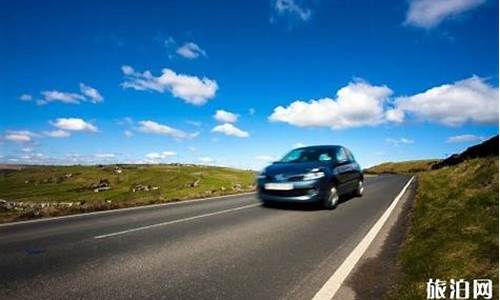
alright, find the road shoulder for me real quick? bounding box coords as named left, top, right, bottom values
left=333, top=176, right=417, bottom=300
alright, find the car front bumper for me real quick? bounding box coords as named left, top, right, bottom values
left=257, top=178, right=328, bottom=203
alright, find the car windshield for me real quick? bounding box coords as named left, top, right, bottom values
left=279, top=148, right=336, bottom=163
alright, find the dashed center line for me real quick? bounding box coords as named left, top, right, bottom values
left=94, top=203, right=260, bottom=239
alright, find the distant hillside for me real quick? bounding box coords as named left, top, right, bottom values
left=364, top=159, right=439, bottom=175
left=0, top=164, right=256, bottom=223
left=365, top=135, right=499, bottom=175
left=432, top=135, right=499, bottom=169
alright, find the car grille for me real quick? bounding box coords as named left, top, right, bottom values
left=265, top=174, right=304, bottom=181
left=260, top=188, right=316, bottom=197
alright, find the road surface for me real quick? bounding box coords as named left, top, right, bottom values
left=0, top=175, right=410, bottom=300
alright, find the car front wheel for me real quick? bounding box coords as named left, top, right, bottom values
left=323, top=185, right=339, bottom=209
left=354, top=179, right=364, bottom=197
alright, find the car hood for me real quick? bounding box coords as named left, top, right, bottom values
left=264, top=161, right=329, bottom=177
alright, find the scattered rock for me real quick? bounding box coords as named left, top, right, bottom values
left=186, top=178, right=201, bottom=188
left=91, top=179, right=111, bottom=192
left=94, top=186, right=111, bottom=193
left=131, top=184, right=160, bottom=192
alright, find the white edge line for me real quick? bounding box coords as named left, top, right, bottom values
left=311, top=176, right=415, bottom=300
left=94, top=203, right=260, bottom=239
left=0, top=192, right=256, bottom=228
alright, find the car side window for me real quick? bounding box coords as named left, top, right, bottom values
left=319, top=153, right=332, bottom=161
left=345, top=149, right=355, bottom=162
left=336, top=148, right=348, bottom=163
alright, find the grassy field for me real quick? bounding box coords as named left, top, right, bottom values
left=0, top=164, right=256, bottom=222
left=387, top=157, right=499, bottom=299
left=364, top=159, right=440, bottom=175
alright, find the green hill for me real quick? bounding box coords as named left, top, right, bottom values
left=364, top=159, right=440, bottom=175
left=0, top=164, right=256, bottom=223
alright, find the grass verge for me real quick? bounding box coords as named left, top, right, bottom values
left=386, top=157, right=499, bottom=299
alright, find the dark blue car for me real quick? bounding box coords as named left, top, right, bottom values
left=257, top=145, right=364, bottom=209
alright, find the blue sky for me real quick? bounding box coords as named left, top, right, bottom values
left=1, top=0, right=498, bottom=170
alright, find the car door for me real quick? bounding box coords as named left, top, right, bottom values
left=333, top=147, right=352, bottom=195
left=344, top=148, right=361, bottom=191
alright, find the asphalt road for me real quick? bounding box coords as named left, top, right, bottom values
left=0, top=175, right=410, bottom=300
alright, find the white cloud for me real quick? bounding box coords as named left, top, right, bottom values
left=385, top=108, right=405, bottom=123
left=405, top=0, right=486, bottom=28
left=163, top=36, right=176, bottom=48
left=185, top=120, right=202, bottom=127
left=269, top=76, right=498, bottom=129
left=385, top=137, right=415, bottom=146
left=446, top=134, right=485, bottom=143
left=137, top=120, right=191, bottom=139
left=256, top=155, right=276, bottom=162
left=79, top=83, right=103, bottom=103
left=199, top=156, right=214, bottom=163
left=95, top=153, right=116, bottom=158
left=20, top=94, right=33, bottom=101
left=121, top=65, right=218, bottom=105
left=176, top=42, right=207, bottom=59
left=38, top=83, right=103, bottom=105
left=4, top=130, right=36, bottom=143
left=392, top=76, right=498, bottom=126
left=212, top=123, right=250, bottom=138
left=269, top=80, right=393, bottom=129
left=293, top=142, right=306, bottom=148
left=214, top=110, right=239, bottom=123
left=122, top=65, right=135, bottom=75
left=146, top=151, right=176, bottom=160
left=249, top=108, right=256, bottom=116
left=20, top=152, right=44, bottom=161
left=51, top=118, right=98, bottom=132
left=41, top=90, right=85, bottom=104
left=274, top=0, right=312, bottom=21
left=44, top=130, right=71, bottom=138
left=124, top=130, right=134, bottom=138
left=116, top=117, right=134, bottom=126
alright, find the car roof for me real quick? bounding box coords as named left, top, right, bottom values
left=294, top=145, right=342, bottom=150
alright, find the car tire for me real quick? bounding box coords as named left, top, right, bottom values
left=261, top=200, right=271, bottom=207
left=354, top=179, right=364, bottom=197
left=323, top=185, right=339, bottom=209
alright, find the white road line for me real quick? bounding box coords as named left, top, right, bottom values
left=312, top=176, right=415, bottom=300
left=0, top=192, right=256, bottom=227
left=94, top=203, right=260, bottom=239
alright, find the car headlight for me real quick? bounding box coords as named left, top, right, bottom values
left=303, top=171, right=325, bottom=180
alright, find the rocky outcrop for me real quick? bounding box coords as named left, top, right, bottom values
left=432, top=135, right=499, bottom=169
